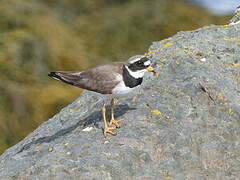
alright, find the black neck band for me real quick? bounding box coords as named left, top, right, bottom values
left=123, top=66, right=143, bottom=88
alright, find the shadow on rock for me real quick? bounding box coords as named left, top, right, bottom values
left=17, top=104, right=135, bottom=154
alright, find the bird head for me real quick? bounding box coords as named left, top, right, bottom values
left=125, top=55, right=155, bottom=79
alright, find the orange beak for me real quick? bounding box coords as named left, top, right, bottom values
left=146, top=66, right=155, bottom=72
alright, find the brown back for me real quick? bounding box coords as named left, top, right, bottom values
left=56, top=62, right=124, bottom=94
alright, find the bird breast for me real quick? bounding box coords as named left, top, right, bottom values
left=111, top=80, right=138, bottom=95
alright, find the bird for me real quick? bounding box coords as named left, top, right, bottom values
left=229, top=5, right=240, bottom=25
left=48, top=55, right=155, bottom=136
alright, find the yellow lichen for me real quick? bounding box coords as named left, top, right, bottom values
left=163, top=88, right=169, bottom=93
left=220, top=102, right=228, bottom=105
left=232, top=63, right=240, bottom=67
left=151, top=109, right=162, bottom=115
left=175, top=60, right=180, bottom=65
left=223, top=102, right=228, bottom=105
left=221, top=64, right=228, bottom=68
left=217, top=93, right=225, bottom=99
left=145, top=49, right=160, bottom=56
left=146, top=42, right=173, bottom=57
left=156, top=62, right=165, bottom=67
left=69, top=109, right=78, bottom=113
left=175, top=89, right=183, bottom=93
left=186, top=51, right=196, bottom=55
left=225, top=37, right=236, bottom=41
left=227, top=108, right=233, bottom=114
left=162, top=42, right=173, bottom=48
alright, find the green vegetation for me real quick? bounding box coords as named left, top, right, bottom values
left=0, top=0, right=230, bottom=153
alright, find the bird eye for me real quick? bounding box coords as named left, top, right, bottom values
left=137, top=61, right=143, bottom=65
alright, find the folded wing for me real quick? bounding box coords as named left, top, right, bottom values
left=48, top=62, right=124, bottom=94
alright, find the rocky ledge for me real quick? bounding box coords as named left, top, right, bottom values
left=0, top=22, right=240, bottom=179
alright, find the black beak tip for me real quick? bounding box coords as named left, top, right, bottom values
left=152, top=70, right=156, bottom=74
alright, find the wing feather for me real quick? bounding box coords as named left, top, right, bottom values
left=49, top=62, right=124, bottom=94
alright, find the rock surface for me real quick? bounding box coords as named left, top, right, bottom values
left=0, top=23, right=240, bottom=179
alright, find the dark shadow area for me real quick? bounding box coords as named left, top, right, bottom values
left=17, top=104, right=135, bottom=154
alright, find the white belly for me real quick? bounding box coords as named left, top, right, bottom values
left=112, top=80, right=138, bottom=95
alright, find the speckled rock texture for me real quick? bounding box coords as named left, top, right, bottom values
left=0, top=23, right=240, bottom=180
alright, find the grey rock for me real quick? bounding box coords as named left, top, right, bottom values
left=1, top=23, right=240, bottom=179
left=229, top=6, right=240, bottom=25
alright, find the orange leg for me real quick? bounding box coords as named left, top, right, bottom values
left=109, top=98, right=124, bottom=128
left=102, top=103, right=116, bottom=136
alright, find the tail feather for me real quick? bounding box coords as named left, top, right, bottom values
left=48, top=72, right=75, bottom=85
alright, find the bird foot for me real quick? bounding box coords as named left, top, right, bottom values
left=109, top=118, right=124, bottom=128
left=103, top=126, right=117, bottom=136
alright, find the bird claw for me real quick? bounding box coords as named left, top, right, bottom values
left=109, top=118, right=124, bottom=128
left=103, top=126, right=117, bottom=136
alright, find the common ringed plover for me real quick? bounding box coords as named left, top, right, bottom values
left=48, top=55, right=154, bottom=136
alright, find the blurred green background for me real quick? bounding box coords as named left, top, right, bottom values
left=0, top=0, right=232, bottom=154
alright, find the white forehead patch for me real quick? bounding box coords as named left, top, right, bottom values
left=129, top=57, right=142, bottom=64
left=128, top=55, right=145, bottom=63
left=144, top=60, right=151, bottom=66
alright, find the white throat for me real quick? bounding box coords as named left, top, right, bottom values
left=124, top=65, right=147, bottom=79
